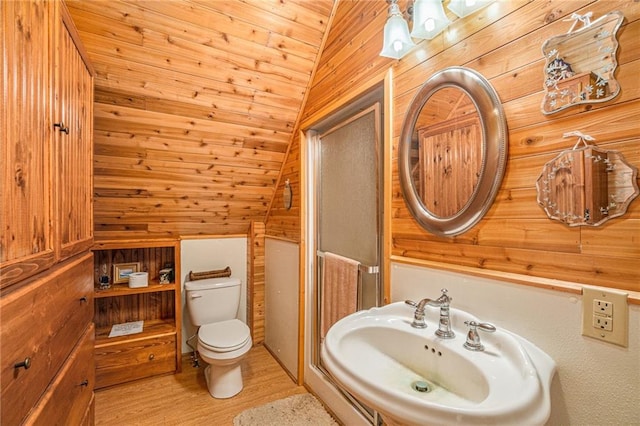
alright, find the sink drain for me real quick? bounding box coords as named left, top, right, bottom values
left=412, top=380, right=431, bottom=393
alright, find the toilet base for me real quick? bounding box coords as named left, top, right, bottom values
left=204, top=364, right=244, bottom=399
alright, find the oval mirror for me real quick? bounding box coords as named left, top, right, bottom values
left=399, top=67, right=508, bottom=237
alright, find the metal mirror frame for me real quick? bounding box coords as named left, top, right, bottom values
left=399, top=66, right=508, bottom=237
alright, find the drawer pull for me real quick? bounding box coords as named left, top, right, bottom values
left=54, top=122, right=69, bottom=134
left=79, top=379, right=89, bottom=387
left=14, top=357, right=31, bottom=370
left=79, top=296, right=88, bottom=303
left=148, top=354, right=155, bottom=361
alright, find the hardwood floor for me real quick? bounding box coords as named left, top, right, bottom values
left=95, top=345, right=307, bottom=425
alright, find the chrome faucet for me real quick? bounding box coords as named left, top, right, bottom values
left=405, top=288, right=454, bottom=338
left=427, top=289, right=455, bottom=339
left=404, top=298, right=432, bottom=329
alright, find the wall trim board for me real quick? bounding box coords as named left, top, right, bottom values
left=300, top=68, right=390, bottom=130
left=179, top=234, right=247, bottom=240
left=391, top=255, right=640, bottom=305
left=265, top=235, right=299, bottom=244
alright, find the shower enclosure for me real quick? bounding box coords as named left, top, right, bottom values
left=304, top=87, right=384, bottom=425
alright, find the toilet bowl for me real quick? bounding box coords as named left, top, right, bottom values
left=197, top=319, right=252, bottom=398
left=185, top=277, right=252, bottom=399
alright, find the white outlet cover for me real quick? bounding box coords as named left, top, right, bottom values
left=582, top=286, right=629, bottom=347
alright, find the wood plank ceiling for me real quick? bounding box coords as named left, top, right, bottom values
left=66, top=0, right=335, bottom=239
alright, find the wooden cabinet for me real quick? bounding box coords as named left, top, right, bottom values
left=1, top=254, right=95, bottom=425
left=1, top=1, right=95, bottom=423
left=1, top=0, right=94, bottom=288
left=92, top=238, right=182, bottom=389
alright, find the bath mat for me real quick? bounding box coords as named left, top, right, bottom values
left=233, top=393, right=338, bottom=426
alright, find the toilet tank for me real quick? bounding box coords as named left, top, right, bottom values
left=185, top=277, right=241, bottom=326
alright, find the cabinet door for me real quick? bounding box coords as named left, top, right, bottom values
left=0, top=0, right=56, bottom=289
left=55, top=5, right=94, bottom=260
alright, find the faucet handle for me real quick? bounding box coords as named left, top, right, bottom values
left=463, top=320, right=496, bottom=351
left=405, top=300, right=428, bottom=329
left=467, top=321, right=496, bottom=332
left=404, top=299, right=419, bottom=308
left=438, top=288, right=451, bottom=302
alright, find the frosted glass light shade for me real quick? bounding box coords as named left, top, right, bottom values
left=380, top=3, right=415, bottom=59
left=411, top=0, right=450, bottom=40
left=447, top=0, right=493, bottom=18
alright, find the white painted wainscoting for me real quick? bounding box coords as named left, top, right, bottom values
left=391, top=262, right=640, bottom=425
left=265, top=238, right=299, bottom=378
left=180, top=237, right=248, bottom=354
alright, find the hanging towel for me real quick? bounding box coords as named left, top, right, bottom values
left=321, top=252, right=360, bottom=339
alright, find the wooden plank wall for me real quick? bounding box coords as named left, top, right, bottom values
left=65, top=0, right=334, bottom=239
left=266, top=0, right=640, bottom=294
left=247, top=221, right=265, bottom=344
left=93, top=246, right=176, bottom=283
left=265, top=134, right=302, bottom=241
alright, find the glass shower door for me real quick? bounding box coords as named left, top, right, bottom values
left=317, top=104, right=381, bottom=311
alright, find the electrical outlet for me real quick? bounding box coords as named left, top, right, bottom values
left=594, top=299, right=613, bottom=316
left=593, top=314, right=613, bottom=331
left=582, top=286, right=628, bottom=347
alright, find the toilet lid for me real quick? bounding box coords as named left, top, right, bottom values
left=199, top=319, right=251, bottom=352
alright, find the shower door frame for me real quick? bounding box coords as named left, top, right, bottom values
left=304, top=93, right=386, bottom=425
left=312, top=103, right=383, bottom=361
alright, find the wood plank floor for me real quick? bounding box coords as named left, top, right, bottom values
left=95, top=345, right=308, bottom=425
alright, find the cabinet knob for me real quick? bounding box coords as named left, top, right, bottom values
left=79, top=296, right=88, bottom=303
left=79, top=379, right=89, bottom=387
left=14, top=357, right=31, bottom=370
left=54, top=122, right=69, bottom=134
left=148, top=354, right=155, bottom=361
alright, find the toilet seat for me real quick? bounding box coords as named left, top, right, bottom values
left=198, top=319, right=251, bottom=353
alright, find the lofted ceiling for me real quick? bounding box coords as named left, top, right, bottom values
left=66, top=0, right=335, bottom=239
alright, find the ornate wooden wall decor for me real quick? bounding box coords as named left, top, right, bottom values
left=536, top=132, right=639, bottom=226
left=541, top=10, right=624, bottom=114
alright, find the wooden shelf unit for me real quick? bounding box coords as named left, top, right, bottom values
left=91, top=238, right=182, bottom=389
left=95, top=281, right=176, bottom=298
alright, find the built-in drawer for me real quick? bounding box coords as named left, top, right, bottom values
left=95, top=334, right=177, bottom=389
left=80, top=394, right=95, bottom=426
left=0, top=253, right=94, bottom=426
left=26, top=324, right=95, bottom=425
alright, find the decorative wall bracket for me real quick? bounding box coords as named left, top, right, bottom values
left=283, top=179, right=293, bottom=210
left=541, top=11, right=624, bottom=115
left=536, top=131, right=639, bottom=226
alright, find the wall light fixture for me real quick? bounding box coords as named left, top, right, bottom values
left=380, top=0, right=494, bottom=60
left=447, top=0, right=493, bottom=18
left=411, top=0, right=450, bottom=40
left=380, top=0, right=416, bottom=59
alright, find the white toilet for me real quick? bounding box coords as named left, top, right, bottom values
left=185, top=277, right=252, bottom=399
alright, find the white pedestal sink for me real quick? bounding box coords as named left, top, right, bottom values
left=321, top=302, right=556, bottom=425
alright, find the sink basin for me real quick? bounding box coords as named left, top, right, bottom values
left=321, top=302, right=555, bottom=425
